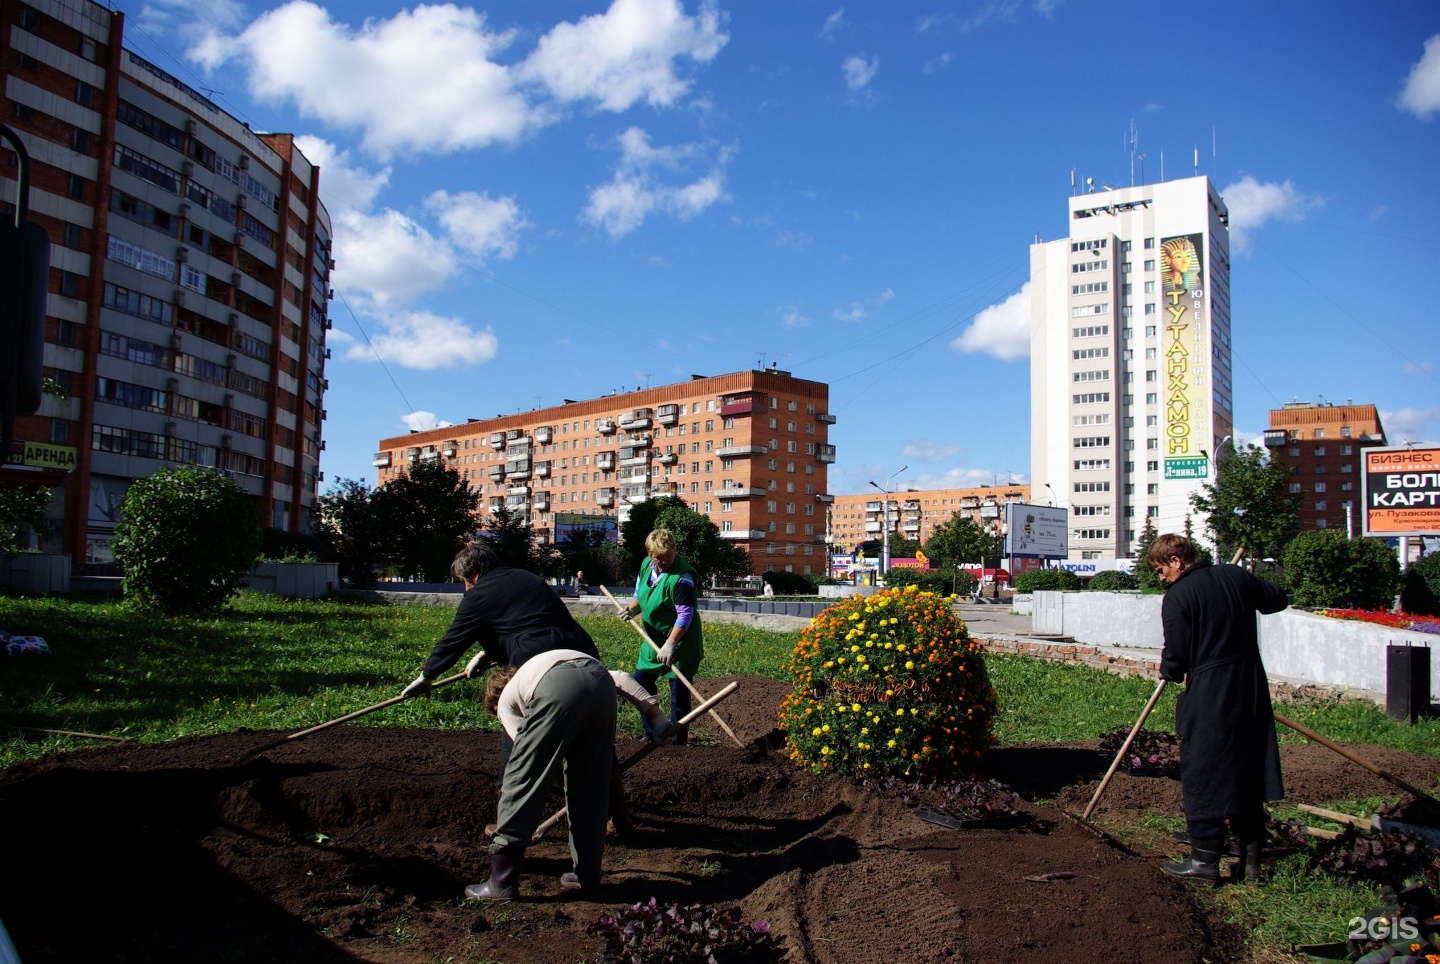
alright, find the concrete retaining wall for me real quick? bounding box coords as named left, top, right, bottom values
left=1030, top=590, right=1438, bottom=700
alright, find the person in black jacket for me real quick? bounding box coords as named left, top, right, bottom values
left=399, top=541, right=601, bottom=782
left=1147, top=533, right=1289, bottom=884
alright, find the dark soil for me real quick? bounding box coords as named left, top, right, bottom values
left=1, top=674, right=1436, bottom=963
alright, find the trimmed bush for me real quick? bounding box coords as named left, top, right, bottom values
left=1085, top=570, right=1139, bottom=592
left=1013, top=568, right=1082, bottom=593
left=1283, top=531, right=1400, bottom=610
left=111, top=466, right=261, bottom=615
left=762, top=569, right=818, bottom=595
left=778, top=585, right=995, bottom=778
left=881, top=567, right=975, bottom=597
left=1400, top=552, right=1440, bottom=617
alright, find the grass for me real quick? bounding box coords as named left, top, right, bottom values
left=3, top=592, right=1438, bottom=960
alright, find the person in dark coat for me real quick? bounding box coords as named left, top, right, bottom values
left=400, top=541, right=601, bottom=783
left=1147, top=533, right=1289, bottom=884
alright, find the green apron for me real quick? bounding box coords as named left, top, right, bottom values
left=634, top=556, right=704, bottom=679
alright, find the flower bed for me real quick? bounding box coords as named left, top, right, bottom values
left=778, top=584, right=995, bottom=778
left=1319, top=609, right=1440, bottom=636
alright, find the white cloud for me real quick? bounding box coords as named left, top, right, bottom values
left=140, top=0, right=245, bottom=50
left=1403, top=361, right=1435, bottom=376
left=781, top=307, right=810, bottom=329
left=206, top=2, right=538, bottom=158
left=831, top=287, right=893, bottom=322
left=1380, top=406, right=1440, bottom=448
left=522, top=0, right=728, bottom=111
left=292, top=136, right=390, bottom=212
left=950, top=282, right=1030, bottom=361
left=842, top=54, right=878, bottom=92
left=911, top=467, right=1023, bottom=490
left=916, top=4, right=1022, bottom=35
left=582, top=127, right=730, bottom=237
left=401, top=410, right=456, bottom=432
left=1220, top=175, right=1324, bottom=253
left=347, top=311, right=500, bottom=370
left=1399, top=34, right=1440, bottom=120
left=820, top=9, right=846, bottom=41
left=331, top=208, right=459, bottom=308
left=900, top=438, right=962, bottom=462
left=425, top=190, right=528, bottom=261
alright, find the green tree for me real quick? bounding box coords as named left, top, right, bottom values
left=371, top=460, right=480, bottom=581
left=619, top=496, right=689, bottom=573
left=1400, top=552, right=1440, bottom=617
left=317, top=478, right=383, bottom=586
left=557, top=522, right=614, bottom=585
left=0, top=482, right=54, bottom=554
left=923, top=513, right=991, bottom=571
left=111, top=466, right=261, bottom=615
left=1283, top=531, right=1399, bottom=609
left=1189, top=443, right=1300, bottom=567
left=653, top=501, right=751, bottom=586
left=481, top=505, right=537, bottom=573
left=1132, top=517, right=1164, bottom=592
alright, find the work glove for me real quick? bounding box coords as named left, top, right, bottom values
left=655, top=640, right=676, bottom=666
left=401, top=674, right=433, bottom=699
left=617, top=608, right=637, bottom=622
left=465, top=652, right=496, bottom=679
left=650, top=718, right=677, bottom=746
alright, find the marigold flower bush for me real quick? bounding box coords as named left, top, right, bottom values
left=777, top=585, right=995, bottom=778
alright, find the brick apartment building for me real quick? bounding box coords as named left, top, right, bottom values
left=828, top=483, right=1031, bottom=555
left=1263, top=401, right=1386, bottom=536
left=0, top=0, right=333, bottom=563
left=374, top=368, right=835, bottom=576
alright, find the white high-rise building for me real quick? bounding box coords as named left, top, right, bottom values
left=1030, top=175, right=1234, bottom=560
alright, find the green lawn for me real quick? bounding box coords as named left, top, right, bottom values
left=3, top=592, right=1436, bottom=959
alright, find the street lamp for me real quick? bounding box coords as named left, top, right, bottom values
left=868, top=465, right=908, bottom=576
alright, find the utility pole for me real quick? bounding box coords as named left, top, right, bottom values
left=868, top=466, right=907, bottom=577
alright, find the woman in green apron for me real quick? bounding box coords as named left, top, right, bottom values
left=618, top=529, right=704, bottom=746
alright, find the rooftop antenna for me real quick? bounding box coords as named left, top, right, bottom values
left=641, top=372, right=651, bottom=388
left=1070, top=168, right=1076, bottom=196
left=757, top=351, right=767, bottom=369
left=1193, top=146, right=1199, bottom=177
left=1127, top=119, right=1139, bottom=186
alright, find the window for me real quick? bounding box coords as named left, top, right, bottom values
left=1314, top=482, right=1327, bottom=492
left=75, top=82, right=96, bottom=108
left=67, top=174, right=86, bottom=200
left=1315, top=501, right=1327, bottom=511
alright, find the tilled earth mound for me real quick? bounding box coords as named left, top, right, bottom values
left=1, top=675, right=1432, bottom=963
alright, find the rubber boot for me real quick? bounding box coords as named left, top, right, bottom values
left=1240, top=840, right=1265, bottom=884
left=464, top=851, right=522, bottom=901
left=1162, top=839, right=1222, bottom=883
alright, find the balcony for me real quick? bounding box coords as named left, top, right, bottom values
left=532, top=492, right=549, bottom=510
left=656, top=452, right=677, bottom=464
left=817, top=444, right=836, bottom=463
left=488, top=465, right=506, bottom=480
left=1263, top=430, right=1286, bottom=448
left=816, top=412, right=837, bottom=424
left=487, top=497, right=504, bottom=514
left=508, top=484, right=530, bottom=497
left=596, top=417, right=616, bottom=434
left=419, top=447, right=440, bottom=462
left=489, top=432, right=506, bottom=451
left=595, top=489, right=615, bottom=508
left=651, top=482, right=679, bottom=497
left=406, top=447, right=421, bottom=462
left=716, top=444, right=766, bottom=458
left=719, top=529, right=765, bottom=540
left=815, top=493, right=834, bottom=503
left=594, top=453, right=614, bottom=470
left=619, top=483, right=649, bottom=501
left=535, top=425, right=552, bottom=444
left=506, top=429, right=523, bottom=441
left=716, top=485, right=764, bottom=500
left=535, top=461, right=550, bottom=478
left=656, top=404, right=680, bottom=425
left=372, top=452, right=392, bottom=468
left=627, top=434, right=652, bottom=448
left=441, top=440, right=458, bottom=457
left=505, top=496, right=529, bottom=510
left=719, top=397, right=758, bottom=417
left=617, top=411, right=651, bottom=431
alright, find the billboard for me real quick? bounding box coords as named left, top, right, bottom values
left=1160, top=233, right=1210, bottom=480
left=1003, top=503, right=1069, bottom=559
left=1362, top=446, right=1440, bottom=536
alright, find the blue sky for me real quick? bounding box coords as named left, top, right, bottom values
left=119, top=0, right=1440, bottom=496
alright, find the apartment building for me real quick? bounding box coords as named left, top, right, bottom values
left=374, top=368, right=835, bottom=576
left=1263, top=401, right=1386, bottom=536
left=1, top=0, right=333, bottom=562
left=1030, top=175, right=1233, bottom=559
left=828, top=483, right=1030, bottom=554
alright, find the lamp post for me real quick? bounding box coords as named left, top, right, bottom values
left=869, top=465, right=907, bottom=576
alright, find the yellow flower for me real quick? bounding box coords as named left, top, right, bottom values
left=896, top=708, right=905, bottom=716
left=812, top=727, right=823, bottom=737
left=822, top=724, right=830, bottom=733
left=905, top=661, right=914, bottom=670
left=850, top=645, right=860, bottom=653
left=821, top=746, right=831, bottom=755
left=887, top=740, right=896, bottom=749
left=851, top=702, right=862, bottom=712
